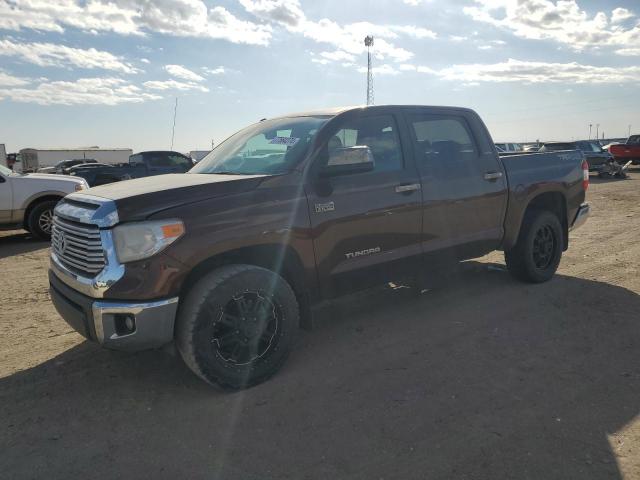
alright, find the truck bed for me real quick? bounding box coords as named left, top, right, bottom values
left=499, top=150, right=586, bottom=250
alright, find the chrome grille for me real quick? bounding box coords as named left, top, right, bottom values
left=51, top=216, right=105, bottom=277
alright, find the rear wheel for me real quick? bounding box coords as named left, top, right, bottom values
left=176, top=265, right=299, bottom=390
left=28, top=200, right=58, bottom=240
left=505, top=210, right=563, bottom=283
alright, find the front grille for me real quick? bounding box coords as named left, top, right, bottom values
left=52, top=216, right=106, bottom=277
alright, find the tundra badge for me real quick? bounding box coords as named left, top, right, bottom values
left=345, top=247, right=382, bottom=260
left=315, top=202, right=335, bottom=213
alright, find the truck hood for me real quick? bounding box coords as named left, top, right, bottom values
left=74, top=173, right=268, bottom=222
left=11, top=172, right=87, bottom=192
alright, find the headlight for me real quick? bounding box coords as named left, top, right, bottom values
left=74, top=182, right=86, bottom=191
left=113, top=219, right=185, bottom=263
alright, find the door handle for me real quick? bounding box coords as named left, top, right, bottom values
left=395, top=183, right=421, bottom=194
left=484, top=171, right=503, bottom=181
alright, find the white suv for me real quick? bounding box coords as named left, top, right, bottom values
left=0, top=164, right=89, bottom=239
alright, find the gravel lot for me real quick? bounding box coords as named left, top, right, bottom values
left=1, top=173, right=639, bottom=479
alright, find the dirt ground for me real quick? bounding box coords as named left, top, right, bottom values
left=1, top=173, right=639, bottom=480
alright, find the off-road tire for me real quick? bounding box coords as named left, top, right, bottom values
left=505, top=210, right=563, bottom=284
left=28, top=200, right=58, bottom=240
left=176, top=264, right=299, bottom=390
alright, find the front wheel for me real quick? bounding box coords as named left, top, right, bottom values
left=176, top=265, right=299, bottom=390
left=505, top=210, right=563, bottom=283
left=28, top=200, right=58, bottom=240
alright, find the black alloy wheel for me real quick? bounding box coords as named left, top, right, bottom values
left=212, top=291, right=280, bottom=366
left=532, top=225, right=556, bottom=270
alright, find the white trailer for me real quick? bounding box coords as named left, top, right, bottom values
left=17, top=148, right=133, bottom=172
left=0, top=144, right=6, bottom=168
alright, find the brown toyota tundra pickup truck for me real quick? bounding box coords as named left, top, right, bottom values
left=48, top=105, right=590, bottom=389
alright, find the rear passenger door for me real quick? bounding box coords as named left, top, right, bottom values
left=402, top=109, right=507, bottom=259
left=305, top=110, right=423, bottom=298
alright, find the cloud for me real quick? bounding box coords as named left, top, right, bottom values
left=239, top=0, right=435, bottom=63
left=0, top=0, right=272, bottom=45
left=143, top=79, right=209, bottom=92
left=0, top=77, right=161, bottom=105
left=164, top=64, right=205, bottom=81
left=617, top=48, right=640, bottom=56
left=318, top=50, right=357, bottom=63
left=464, top=0, right=640, bottom=56
left=611, top=7, right=634, bottom=24
left=0, top=38, right=139, bottom=73
left=0, top=70, right=31, bottom=86
left=357, top=64, right=400, bottom=76
left=410, top=58, right=640, bottom=84
left=202, top=66, right=226, bottom=75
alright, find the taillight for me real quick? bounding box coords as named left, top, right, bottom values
left=582, top=160, right=589, bottom=191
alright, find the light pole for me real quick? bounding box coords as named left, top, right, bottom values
left=596, top=124, right=599, bottom=140
left=589, top=124, right=592, bottom=140
left=630, top=125, right=632, bottom=138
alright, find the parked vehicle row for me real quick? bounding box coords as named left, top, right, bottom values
left=69, top=150, right=193, bottom=186
left=494, top=142, right=522, bottom=153
left=38, top=159, right=98, bottom=174
left=48, top=104, right=590, bottom=390
left=539, top=140, right=613, bottom=172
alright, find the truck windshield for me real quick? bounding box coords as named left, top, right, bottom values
left=191, top=116, right=330, bottom=175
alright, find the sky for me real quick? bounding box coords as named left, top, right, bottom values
left=0, top=0, right=638, bottom=153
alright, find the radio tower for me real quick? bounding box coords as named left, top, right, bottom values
left=365, top=36, right=374, bottom=106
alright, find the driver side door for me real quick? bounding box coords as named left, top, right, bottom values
left=305, top=110, right=423, bottom=298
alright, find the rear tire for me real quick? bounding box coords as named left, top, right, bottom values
left=28, top=200, right=58, bottom=240
left=505, top=210, right=563, bottom=283
left=176, top=265, right=299, bottom=390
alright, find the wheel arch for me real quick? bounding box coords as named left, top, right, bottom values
left=22, top=193, right=65, bottom=228
left=508, top=191, right=569, bottom=251
left=179, top=243, right=312, bottom=328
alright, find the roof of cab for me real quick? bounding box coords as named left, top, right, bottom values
left=268, top=104, right=476, bottom=121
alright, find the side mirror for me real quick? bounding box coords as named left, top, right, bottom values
left=321, top=146, right=375, bottom=177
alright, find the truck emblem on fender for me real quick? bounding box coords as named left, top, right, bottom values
left=345, top=247, right=382, bottom=260
left=315, top=202, right=335, bottom=213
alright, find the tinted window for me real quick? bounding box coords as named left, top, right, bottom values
left=408, top=114, right=477, bottom=163
left=328, top=115, right=403, bottom=172
left=543, top=143, right=576, bottom=151
left=629, top=135, right=640, bottom=144
left=168, top=154, right=192, bottom=169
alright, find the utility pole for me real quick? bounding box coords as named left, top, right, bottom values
left=365, top=36, right=374, bottom=106
left=589, top=124, right=592, bottom=140
left=170, top=97, right=178, bottom=150
left=596, top=124, right=599, bottom=140
left=630, top=125, right=632, bottom=137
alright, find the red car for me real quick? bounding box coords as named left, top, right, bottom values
left=609, top=135, right=640, bottom=165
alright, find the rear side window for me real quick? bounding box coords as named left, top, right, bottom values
left=168, top=154, right=192, bottom=169
left=408, top=114, right=477, bottom=163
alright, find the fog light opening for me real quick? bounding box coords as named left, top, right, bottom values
left=114, top=313, right=136, bottom=336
